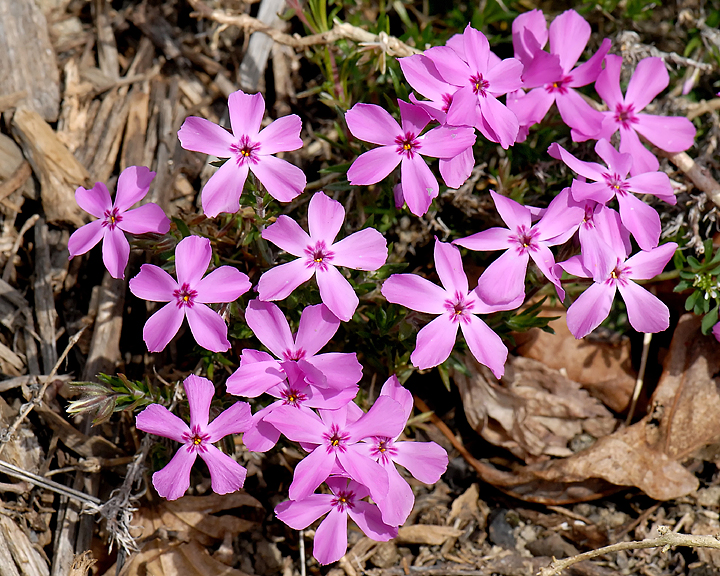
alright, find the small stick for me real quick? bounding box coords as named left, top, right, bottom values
left=0, top=459, right=100, bottom=506
left=661, top=150, right=720, bottom=208
left=625, top=332, right=652, bottom=426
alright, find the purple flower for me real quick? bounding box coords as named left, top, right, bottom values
left=713, top=322, right=720, bottom=343
left=581, top=55, right=696, bottom=174
left=129, top=235, right=251, bottom=352
left=560, top=242, right=678, bottom=338
left=361, top=376, right=448, bottom=526
left=454, top=190, right=583, bottom=305
left=509, top=9, right=610, bottom=137
left=68, top=166, right=170, bottom=279
left=135, top=374, right=252, bottom=500
left=258, top=191, right=388, bottom=321
left=346, top=101, right=476, bottom=216
left=423, top=25, right=523, bottom=148
left=550, top=139, right=674, bottom=250
left=381, top=239, right=511, bottom=377
left=275, top=477, right=398, bottom=565
left=263, top=397, right=406, bottom=502
left=226, top=300, right=362, bottom=397
left=177, top=89, right=305, bottom=217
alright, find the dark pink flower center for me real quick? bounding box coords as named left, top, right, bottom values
left=331, top=489, right=356, bottom=512
left=182, top=425, right=210, bottom=453
left=470, top=73, right=489, bottom=97
left=103, top=207, right=122, bottom=230
left=443, top=291, right=474, bottom=324
left=324, top=424, right=350, bottom=453
left=603, top=173, right=630, bottom=196
left=441, top=93, right=453, bottom=113
left=305, top=241, right=335, bottom=272
left=395, top=132, right=420, bottom=159
left=581, top=205, right=596, bottom=230
left=173, top=283, right=198, bottom=308
left=283, top=348, right=306, bottom=361
left=614, top=104, right=638, bottom=129
left=607, top=260, right=630, bottom=285
left=510, top=225, right=539, bottom=254
left=230, top=135, right=261, bottom=165
left=370, top=436, right=398, bottom=465
left=280, top=386, right=307, bottom=407
left=546, top=75, right=572, bottom=95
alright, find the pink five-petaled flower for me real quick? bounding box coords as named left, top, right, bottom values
left=226, top=300, right=362, bottom=397
left=381, top=239, right=511, bottom=377
left=509, top=9, right=610, bottom=137
left=549, top=139, right=675, bottom=250
left=423, top=25, right=523, bottom=148
left=263, top=397, right=406, bottom=503
left=346, top=101, right=476, bottom=217
left=362, top=376, right=448, bottom=526
left=580, top=55, right=696, bottom=175
left=275, top=477, right=398, bottom=565
left=68, top=166, right=170, bottom=279
left=129, top=235, right=251, bottom=352
left=257, top=191, right=388, bottom=321
left=454, top=190, right=581, bottom=306
left=560, top=241, right=678, bottom=339
left=177, top=89, right=305, bottom=218
left=135, top=374, right=252, bottom=500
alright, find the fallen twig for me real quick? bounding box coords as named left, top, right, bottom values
left=662, top=150, right=720, bottom=208
left=0, top=459, right=100, bottom=506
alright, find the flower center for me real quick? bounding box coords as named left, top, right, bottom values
left=230, top=135, right=261, bottom=165
left=371, top=436, right=398, bottom=464
left=103, top=207, right=122, bottom=230
left=546, top=76, right=571, bottom=94
left=607, top=260, right=630, bottom=284
left=304, top=241, right=334, bottom=271
left=443, top=292, right=474, bottom=324
left=182, top=425, right=210, bottom=452
left=283, top=348, right=306, bottom=361
left=280, top=386, right=307, bottom=407
left=173, top=283, right=198, bottom=308
left=511, top=225, right=538, bottom=253
left=470, top=73, right=489, bottom=97
left=331, top=489, right=355, bottom=512
left=395, top=132, right=420, bottom=159
left=614, top=104, right=638, bottom=129
left=603, top=173, right=630, bottom=196
left=324, top=424, right=350, bottom=452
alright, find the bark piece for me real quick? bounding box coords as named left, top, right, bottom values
left=0, top=0, right=60, bottom=121
left=82, top=272, right=125, bottom=381
left=33, top=218, right=58, bottom=373
left=239, top=0, right=286, bottom=92
left=395, top=525, right=463, bottom=546
left=0, top=515, right=49, bottom=576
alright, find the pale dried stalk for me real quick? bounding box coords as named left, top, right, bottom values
left=538, top=527, right=720, bottom=576
left=662, top=150, right=720, bottom=208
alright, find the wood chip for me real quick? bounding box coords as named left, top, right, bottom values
left=33, top=218, right=58, bottom=373
left=396, top=525, right=463, bottom=546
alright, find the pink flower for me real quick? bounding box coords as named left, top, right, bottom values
left=423, top=25, right=523, bottom=148
left=550, top=139, right=675, bottom=250
left=454, top=190, right=582, bottom=305
left=509, top=9, right=610, bottom=137
left=381, top=239, right=511, bottom=376
left=560, top=242, right=678, bottom=338
left=226, top=300, right=362, bottom=397
left=257, top=191, right=388, bottom=321
left=275, top=477, right=398, bottom=565
left=581, top=55, right=696, bottom=174
left=135, top=374, right=252, bottom=500
left=346, top=101, right=476, bottom=216
left=713, top=322, right=720, bottom=343
left=129, top=235, right=251, bottom=352
left=68, top=166, right=170, bottom=279
left=177, top=89, right=305, bottom=217
left=361, top=376, right=448, bottom=526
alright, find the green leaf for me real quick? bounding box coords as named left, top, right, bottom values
left=702, top=305, right=719, bottom=334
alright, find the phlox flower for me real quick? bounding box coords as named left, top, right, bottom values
left=550, top=139, right=675, bottom=250
left=579, top=55, right=696, bottom=174
left=346, top=101, right=476, bottom=216
left=129, top=235, right=251, bottom=352
left=275, top=477, right=397, bottom=565
left=508, top=9, right=610, bottom=137
left=177, top=89, right=305, bottom=217
left=713, top=322, right=720, bottom=343
left=454, top=190, right=582, bottom=306
left=361, top=376, right=448, bottom=526
left=560, top=241, right=678, bottom=339
left=68, top=166, right=170, bottom=279
left=258, top=191, right=388, bottom=321
left=381, top=239, right=511, bottom=377
left=422, top=24, right=523, bottom=148
left=226, top=300, right=362, bottom=397
left=263, top=396, right=406, bottom=502
left=135, top=374, right=252, bottom=500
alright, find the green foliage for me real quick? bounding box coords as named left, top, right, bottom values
left=674, top=239, right=720, bottom=334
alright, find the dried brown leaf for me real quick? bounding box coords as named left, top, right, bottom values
left=396, top=525, right=463, bottom=545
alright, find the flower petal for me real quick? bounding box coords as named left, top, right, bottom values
left=250, top=155, right=306, bottom=203
left=257, top=259, right=316, bottom=301
left=566, top=282, right=616, bottom=339
left=296, top=303, right=340, bottom=357
left=445, top=85, right=481, bottom=128
left=114, top=166, right=155, bottom=212
left=129, top=264, right=177, bottom=301
left=152, top=445, right=195, bottom=500
left=337, top=448, right=389, bottom=503
left=453, top=227, right=513, bottom=251
left=434, top=239, right=468, bottom=295
left=618, top=280, right=669, bottom=333
left=289, top=446, right=335, bottom=501
left=101, top=229, right=130, bottom=279
left=548, top=142, right=605, bottom=181
left=569, top=38, right=611, bottom=87
left=346, top=395, right=407, bottom=441
left=392, top=441, right=449, bottom=484
left=347, top=146, right=400, bottom=186
left=304, top=353, right=363, bottom=390
left=308, top=191, right=345, bottom=244
left=201, top=159, right=248, bottom=218
left=313, top=508, right=348, bottom=565
left=205, top=401, right=253, bottom=441
left=351, top=497, right=400, bottom=538
left=399, top=55, right=450, bottom=102
left=262, top=215, right=310, bottom=257
left=398, top=99, right=431, bottom=136
left=75, top=182, right=112, bottom=218
left=184, top=374, right=214, bottom=431
left=548, top=9, right=590, bottom=73
left=460, top=315, right=508, bottom=379
left=616, top=192, right=660, bottom=251
left=245, top=299, right=294, bottom=357
left=67, top=220, right=105, bottom=259
left=486, top=57, right=524, bottom=96
left=633, top=114, right=696, bottom=154
left=176, top=235, right=211, bottom=288
left=417, top=125, right=476, bottom=159
left=177, top=116, right=235, bottom=157
left=400, top=155, right=438, bottom=217
left=490, top=190, right=531, bottom=231
left=512, top=9, right=548, bottom=66
left=331, top=228, right=387, bottom=271
left=345, top=103, right=401, bottom=145
left=316, top=265, right=358, bottom=322
left=625, top=242, right=677, bottom=280
left=411, top=314, right=459, bottom=370
left=555, top=89, right=605, bottom=138
left=185, top=303, right=230, bottom=352
left=381, top=274, right=447, bottom=314
left=463, top=25, right=490, bottom=74
left=275, top=495, right=333, bottom=529
left=595, top=54, right=624, bottom=110
left=143, top=302, right=185, bottom=352
left=477, top=94, right=519, bottom=149
left=194, top=267, right=251, bottom=304
left=136, top=404, right=189, bottom=443
left=627, top=172, right=675, bottom=204
left=199, top=444, right=247, bottom=494
left=439, top=148, right=474, bottom=189
left=625, top=57, right=668, bottom=112
left=475, top=249, right=529, bottom=306
left=256, top=114, right=303, bottom=154
left=228, top=90, right=265, bottom=137
left=118, top=203, right=170, bottom=234
left=225, top=360, right=286, bottom=397
left=618, top=127, right=659, bottom=176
